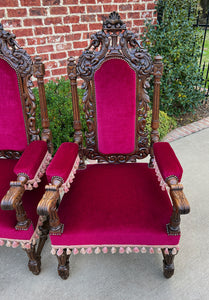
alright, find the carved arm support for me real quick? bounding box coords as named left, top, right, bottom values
left=37, top=142, right=79, bottom=235
left=153, top=142, right=190, bottom=235
left=1, top=141, right=51, bottom=230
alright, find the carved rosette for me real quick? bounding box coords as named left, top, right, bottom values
left=75, top=12, right=153, bottom=163
left=0, top=23, right=39, bottom=158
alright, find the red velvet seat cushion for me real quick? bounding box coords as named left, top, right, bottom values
left=14, top=140, right=48, bottom=180
left=50, top=163, right=180, bottom=248
left=46, top=142, right=79, bottom=183
left=0, top=158, right=47, bottom=241
left=153, top=142, right=183, bottom=181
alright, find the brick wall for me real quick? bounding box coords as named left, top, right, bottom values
left=0, top=0, right=156, bottom=82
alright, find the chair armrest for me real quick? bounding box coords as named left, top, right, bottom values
left=1, top=140, right=51, bottom=230
left=37, top=142, right=79, bottom=235
left=153, top=142, right=183, bottom=182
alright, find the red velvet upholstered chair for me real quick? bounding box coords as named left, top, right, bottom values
left=0, top=23, right=52, bottom=274
left=38, top=12, right=190, bottom=279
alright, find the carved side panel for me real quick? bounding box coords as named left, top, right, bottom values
left=76, top=12, right=153, bottom=163
left=0, top=23, right=39, bottom=159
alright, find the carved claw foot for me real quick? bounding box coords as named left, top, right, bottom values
left=28, top=255, right=41, bottom=275
left=163, top=260, right=174, bottom=278
left=57, top=249, right=70, bottom=280
left=162, top=248, right=177, bottom=279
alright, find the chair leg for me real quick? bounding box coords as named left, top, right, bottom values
left=56, top=249, right=71, bottom=280
left=25, top=218, right=50, bottom=275
left=161, top=248, right=178, bottom=279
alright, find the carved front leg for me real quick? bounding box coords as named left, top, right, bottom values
left=37, top=183, right=63, bottom=235
left=162, top=248, right=178, bottom=278
left=1, top=175, right=31, bottom=230
left=56, top=249, right=71, bottom=280
left=25, top=244, right=41, bottom=275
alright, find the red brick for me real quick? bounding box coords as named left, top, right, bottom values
left=29, top=8, right=47, bottom=16
left=68, top=49, right=82, bottom=57
left=50, top=52, right=66, bottom=60
left=44, top=70, right=51, bottom=78
left=56, top=43, right=71, bottom=51
left=70, top=6, right=85, bottom=14
left=97, top=0, right=111, bottom=2
left=27, top=37, right=46, bottom=45
left=128, top=12, right=140, bottom=19
left=73, top=41, right=88, bottom=49
left=141, top=11, right=153, bottom=19
left=103, top=5, right=118, bottom=13
left=37, top=45, right=54, bottom=54
left=24, top=47, right=36, bottom=55
left=43, top=0, right=60, bottom=5
left=80, top=0, right=95, bottom=3
left=54, top=25, right=70, bottom=34
left=7, top=9, right=27, bottom=17
left=82, top=32, right=90, bottom=40
left=87, top=5, right=102, bottom=13
left=147, top=3, right=156, bottom=9
left=13, top=28, right=33, bottom=37
left=24, top=19, right=43, bottom=27
left=133, top=4, right=145, bottom=11
left=72, top=24, right=88, bottom=32
left=36, top=53, right=49, bottom=62
left=45, top=61, right=58, bottom=70
left=89, top=23, right=102, bottom=31
left=59, top=59, right=67, bottom=67
left=64, top=16, right=79, bottom=24
left=65, top=33, right=81, bottom=41
left=133, top=19, right=145, bottom=26
left=0, top=0, right=18, bottom=7
left=35, top=27, right=53, bottom=35
left=0, top=9, right=5, bottom=17
left=97, top=13, right=111, bottom=22
left=81, top=15, right=96, bottom=22
left=44, top=17, right=62, bottom=25
left=52, top=67, right=66, bottom=76
left=20, top=0, right=40, bottom=6
left=47, top=35, right=64, bottom=43
left=50, top=6, right=67, bottom=15
left=63, top=0, right=78, bottom=4
left=119, top=4, right=132, bottom=11
left=16, top=38, right=26, bottom=47
left=2, top=19, right=22, bottom=27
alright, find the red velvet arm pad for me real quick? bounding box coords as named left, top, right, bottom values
left=153, top=142, right=183, bottom=182
left=46, top=142, right=79, bottom=183
left=14, top=140, right=48, bottom=179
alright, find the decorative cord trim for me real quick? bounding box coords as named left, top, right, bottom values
left=51, top=245, right=180, bottom=256
left=0, top=216, right=47, bottom=250
left=18, top=151, right=52, bottom=191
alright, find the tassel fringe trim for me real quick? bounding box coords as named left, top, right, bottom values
left=59, top=155, right=80, bottom=195
left=18, top=151, right=52, bottom=191
left=51, top=246, right=180, bottom=256
left=153, top=159, right=168, bottom=191
left=0, top=216, right=47, bottom=250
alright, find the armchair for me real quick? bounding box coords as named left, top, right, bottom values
left=38, top=12, right=190, bottom=279
left=0, top=24, right=52, bottom=275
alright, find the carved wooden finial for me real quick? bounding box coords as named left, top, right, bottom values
left=33, top=56, right=45, bottom=77
left=103, top=11, right=126, bottom=32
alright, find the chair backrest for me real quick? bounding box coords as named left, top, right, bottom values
left=68, top=12, right=163, bottom=164
left=0, top=23, right=51, bottom=159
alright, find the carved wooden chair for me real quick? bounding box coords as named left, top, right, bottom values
left=0, top=23, right=52, bottom=274
left=38, top=12, right=190, bottom=279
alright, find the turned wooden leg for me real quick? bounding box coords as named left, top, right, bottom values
left=162, top=248, right=178, bottom=279
left=25, top=218, right=50, bottom=275
left=56, top=249, right=71, bottom=280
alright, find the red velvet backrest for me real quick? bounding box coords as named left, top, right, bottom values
left=94, top=59, right=136, bottom=154
left=0, top=58, right=28, bottom=151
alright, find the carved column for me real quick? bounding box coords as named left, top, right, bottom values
left=33, top=56, right=53, bottom=153
left=67, top=57, right=85, bottom=168
left=161, top=248, right=178, bottom=278
left=56, top=249, right=71, bottom=280
left=149, top=55, right=163, bottom=168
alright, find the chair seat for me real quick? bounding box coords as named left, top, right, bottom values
left=50, top=163, right=180, bottom=250
left=0, top=158, right=47, bottom=243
